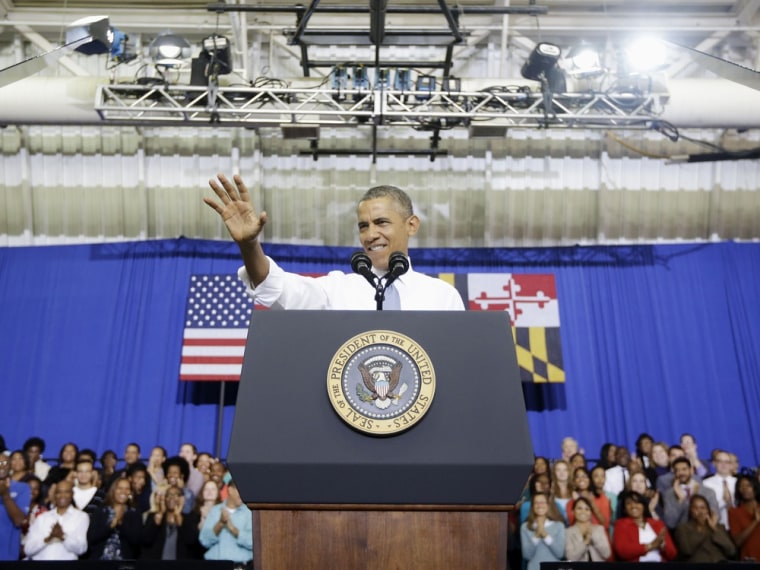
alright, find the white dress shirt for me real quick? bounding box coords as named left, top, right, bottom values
left=24, top=505, right=89, bottom=560
left=702, top=474, right=736, bottom=527
left=603, top=465, right=629, bottom=496
left=239, top=257, right=465, bottom=311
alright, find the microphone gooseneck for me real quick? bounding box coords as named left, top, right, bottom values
left=350, top=251, right=377, bottom=288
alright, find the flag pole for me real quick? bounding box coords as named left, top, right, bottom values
left=216, top=381, right=225, bottom=458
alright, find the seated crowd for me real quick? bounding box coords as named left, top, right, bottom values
left=515, top=434, right=760, bottom=567
left=0, top=436, right=252, bottom=566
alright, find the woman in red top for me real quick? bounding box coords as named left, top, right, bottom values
left=729, top=474, right=760, bottom=561
left=566, top=467, right=611, bottom=529
left=613, top=490, right=677, bottom=562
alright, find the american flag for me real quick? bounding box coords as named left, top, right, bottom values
left=179, top=274, right=252, bottom=381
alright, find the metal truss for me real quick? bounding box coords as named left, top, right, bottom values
left=94, top=83, right=670, bottom=131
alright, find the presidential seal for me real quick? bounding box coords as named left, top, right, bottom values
left=326, top=330, right=436, bottom=436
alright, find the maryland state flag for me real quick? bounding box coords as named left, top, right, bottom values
left=461, top=274, right=565, bottom=384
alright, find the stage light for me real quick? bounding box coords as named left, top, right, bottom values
left=200, top=34, right=232, bottom=76
left=623, top=37, right=668, bottom=73
left=521, top=42, right=566, bottom=93
left=149, top=31, right=192, bottom=67
left=415, top=74, right=436, bottom=101
left=566, top=45, right=603, bottom=77
left=353, top=65, right=369, bottom=90
left=394, top=68, right=412, bottom=91
left=375, top=68, right=390, bottom=89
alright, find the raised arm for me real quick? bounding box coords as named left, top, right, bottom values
left=204, top=173, right=270, bottom=286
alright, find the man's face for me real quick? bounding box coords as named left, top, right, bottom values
left=124, top=445, right=140, bottom=465
left=76, top=462, right=93, bottom=486
left=674, top=461, right=692, bottom=484
left=562, top=439, right=578, bottom=457
left=55, top=481, right=74, bottom=510
left=179, top=445, right=197, bottom=467
left=26, top=446, right=41, bottom=464
left=616, top=447, right=631, bottom=467
left=357, top=197, right=419, bottom=272
left=210, top=462, right=226, bottom=484
left=681, top=435, right=696, bottom=452
left=714, top=453, right=731, bottom=477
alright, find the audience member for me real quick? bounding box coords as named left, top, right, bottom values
left=209, top=461, right=229, bottom=500
left=702, top=449, right=737, bottom=529
left=163, top=456, right=195, bottom=515
left=613, top=490, right=677, bottom=562
left=619, top=470, right=661, bottom=522
left=561, top=437, right=580, bottom=463
left=520, top=492, right=566, bottom=570
left=597, top=443, right=617, bottom=470
left=565, top=496, right=611, bottom=562
left=0, top=454, right=30, bottom=560
left=20, top=476, right=47, bottom=558
left=566, top=467, right=611, bottom=529
left=569, top=453, right=588, bottom=474
left=650, top=442, right=671, bottom=480
left=604, top=446, right=631, bottom=496
left=195, top=452, right=214, bottom=485
left=98, top=450, right=118, bottom=493
left=72, top=460, right=103, bottom=515
left=146, top=446, right=167, bottom=492
left=9, top=451, right=33, bottom=484
left=635, top=433, right=655, bottom=468
left=142, top=485, right=202, bottom=560
left=24, top=480, right=89, bottom=561
left=43, top=442, right=78, bottom=488
left=127, top=463, right=151, bottom=516
left=22, top=438, right=51, bottom=481
left=199, top=480, right=253, bottom=566
left=662, top=457, right=718, bottom=530
left=179, top=443, right=205, bottom=497
left=551, top=459, right=573, bottom=523
left=680, top=433, right=709, bottom=478
left=87, top=478, right=143, bottom=560
left=590, top=465, right=617, bottom=532
left=673, top=494, right=736, bottom=562
left=728, top=474, right=760, bottom=561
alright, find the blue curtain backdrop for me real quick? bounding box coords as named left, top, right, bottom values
left=1, top=239, right=758, bottom=468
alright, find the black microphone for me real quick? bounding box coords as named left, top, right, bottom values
left=350, top=251, right=377, bottom=287
left=385, top=251, right=410, bottom=285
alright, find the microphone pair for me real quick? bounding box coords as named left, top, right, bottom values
left=350, top=250, right=409, bottom=287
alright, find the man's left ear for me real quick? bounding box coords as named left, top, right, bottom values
left=406, top=215, right=420, bottom=236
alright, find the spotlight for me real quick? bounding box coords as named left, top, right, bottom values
left=566, top=45, right=603, bottom=77
left=149, top=31, right=192, bottom=67
left=394, top=68, right=412, bottom=91
left=623, top=37, right=668, bottom=73
left=415, top=74, right=436, bottom=101
left=375, top=68, right=390, bottom=89
left=521, top=42, right=566, bottom=93
left=330, top=65, right=348, bottom=102
left=201, top=34, right=232, bottom=76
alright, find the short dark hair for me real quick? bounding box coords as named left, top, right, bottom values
left=125, top=442, right=141, bottom=453
left=126, top=462, right=147, bottom=477
left=672, top=456, right=692, bottom=469
left=359, top=185, right=414, bottom=218
left=23, top=437, right=46, bottom=453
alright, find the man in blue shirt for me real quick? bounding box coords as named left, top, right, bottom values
left=0, top=455, right=30, bottom=560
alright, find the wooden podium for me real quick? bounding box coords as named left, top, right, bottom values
left=228, top=311, right=532, bottom=570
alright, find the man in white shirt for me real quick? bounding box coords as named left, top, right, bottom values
left=24, top=480, right=89, bottom=561
left=205, top=173, right=465, bottom=311
left=603, top=446, right=631, bottom=496
left=72, top=460, right=101, bottom=514
left=702, top=449, right=737, bottom=528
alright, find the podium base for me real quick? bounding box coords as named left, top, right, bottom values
left=252, top=505, right=511, bottom=570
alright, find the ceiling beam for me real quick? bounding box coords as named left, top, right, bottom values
left=13, top=24, right=91, bottom=77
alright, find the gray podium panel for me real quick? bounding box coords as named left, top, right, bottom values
left=227, top=310, right=533, bottom=505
